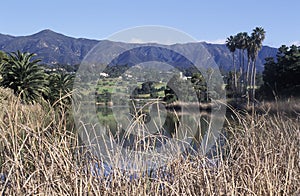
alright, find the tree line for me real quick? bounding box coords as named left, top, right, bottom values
left=226, top=27, right=300, bottom=102
left=1, top=34, right=298, bottom=106
left=260, top=45, right=300, bottom=99
left=225, top=27, right=266, bottom=104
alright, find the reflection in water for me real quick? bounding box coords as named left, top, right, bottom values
left=96, top=104, right=211, bottom=152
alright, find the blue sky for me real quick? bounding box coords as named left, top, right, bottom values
left=1, top=0, right=299, bottom=47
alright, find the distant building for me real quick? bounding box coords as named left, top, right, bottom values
left=179, top=72, right=189, bottom=80
left=100, top=72, right=109, bottom=77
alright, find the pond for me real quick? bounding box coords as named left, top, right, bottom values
left=77, top=99, right=226, bottom=178
left=79, top=101, right=224, bottom=179
left=96, top=99, right=225, bottom=153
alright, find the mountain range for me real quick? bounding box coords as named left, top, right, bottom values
left=0, top=29, right=278, bottom=72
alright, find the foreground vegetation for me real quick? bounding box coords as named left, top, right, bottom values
left=0, top=88, right=299, bottom=195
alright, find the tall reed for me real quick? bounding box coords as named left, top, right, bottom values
left=0, top=87, right=299, bottom=195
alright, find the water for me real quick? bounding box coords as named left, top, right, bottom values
left=81, top=102, right=226, bottom=181
left=96, top=104, right=212, bottom=149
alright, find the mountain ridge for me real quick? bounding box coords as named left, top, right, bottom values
left=0, top=30, right=278, bottom=72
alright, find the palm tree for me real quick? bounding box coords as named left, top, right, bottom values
left=249, top=27, right=266, bottom=101
left=0, top=51, right=7, bottom=82
left=0, top=51, right=49, bottom=102
left=235, top=32, right=249, bottom=95
left=48, top=72, right=75, bottom=104
left=234, top=33, right=243, bottom=79
left=226, top=35, right=237, bottom=96
left=238, top=32, right=248, bottom=69
left=0, top=50, right=7, bottom=61
left=245, top=36, right=255, bottom=103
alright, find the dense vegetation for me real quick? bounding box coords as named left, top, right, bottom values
left=0, top=51, right=48, bottom=102
left=261, top=45, right=300, bottom=98
left=0, top=50, right=74, bottom=104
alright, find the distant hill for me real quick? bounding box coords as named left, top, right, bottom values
left=0, top=29, right=278, bottom=72
left=0, top=29, right=98, bottom=65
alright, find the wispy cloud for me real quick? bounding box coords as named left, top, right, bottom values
left=128, top=38, right=178, bottom=45
left=127, top=38, right=227, bottom=45
left=129, top=38, right=148, bottom=44
left=199, top=39, right=226, bottom=44
left=290, top=41, right=300, bottom=46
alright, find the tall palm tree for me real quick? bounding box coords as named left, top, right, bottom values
left=234, top=33, right=243, bottom=77
left=0, top=51, right=49, bottom=102
left=235, top=32, right=249, bottom=95
left=226, top=35, right=237, bottom=95
left=234, top=32, right=248, bottom=96
left=249, top=27, right=266, bottom=101
left=245, top=36, right=255, bottom=103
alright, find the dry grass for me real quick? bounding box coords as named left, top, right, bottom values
left=0, top=87, right=299, bottom=195
left=257, top=98, right=300, bottom=117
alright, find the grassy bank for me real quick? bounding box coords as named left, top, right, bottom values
left=0, top=87, right=299, bottom=195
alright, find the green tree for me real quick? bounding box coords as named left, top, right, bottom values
left=191, top=72, right=207, bottom=101
left=0, top=50, right=7, bottom=62
left=226, top=35, right=237, bottom=96
left=261, top=45, right=300, bottom=98
left=48, top=72, right=75, bottom=104
left=141, top=81, right=155, bottom=94
left=0, top=51, right=7, bottom=81
left=235, top=32, right=248, bottom=77
left=245, top=36, right=255, bottom=97
left=249, top=27, right=265, bottom=101
left=225, top=71, right=236, bottom=98
left=0, top=51, right=48, bottom=102
left=164, top=75, right=196, bottom=103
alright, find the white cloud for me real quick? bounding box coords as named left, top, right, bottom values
left=129, top=38, right=148, bottom=44
left=290, top=41, right=300, bottom=46
left=127, top=37, right=227, bottom=45
left=125, top=38, right=299, bottom=47
left=128, top=38, right=178, bottom=45
left=198, top=39, right=226, bottom=45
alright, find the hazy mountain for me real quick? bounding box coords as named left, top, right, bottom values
left=0, top=29, right=278, bottom=72
left=0, top=29, right=98, bottom=65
